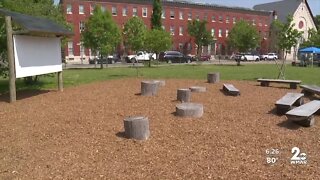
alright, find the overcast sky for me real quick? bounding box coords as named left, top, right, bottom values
left=54, top=0, right=319, bottom=15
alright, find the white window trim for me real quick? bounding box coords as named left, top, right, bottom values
left=179, top=26, right=183, bottom=36
left=170, top=26, right=175, bottom=35
left=79, top=5, right=84, bottom=14
left=142, top=7, right=147, bottom=17
left=112, top=6, right=117, bottom=16
left=179, top=11, right=183, bottom=20
left=67, top=4, right=72, bottom=14
left=133, top=7, right=137, bottom=17
left=122, top=7, right=128, bottom=16
left=170, top=10, right=174, bottom=19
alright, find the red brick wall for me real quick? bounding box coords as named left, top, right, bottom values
left=61, top=0, right=271, bottom=59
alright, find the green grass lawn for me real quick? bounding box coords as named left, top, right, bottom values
left=0, top=64, right=319, bottom=93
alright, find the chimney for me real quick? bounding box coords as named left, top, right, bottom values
left=272, top=10, right=278, bottom=20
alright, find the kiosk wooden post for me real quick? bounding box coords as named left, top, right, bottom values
left=5, top=16, right=16, bottom=103
left=58, top=71, right=63, bottom=92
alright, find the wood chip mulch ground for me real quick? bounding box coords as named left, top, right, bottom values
left=0, top=78, right=319, bottom=179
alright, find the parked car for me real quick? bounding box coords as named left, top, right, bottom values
left=260, top=54, right=268, bottom=60
left=159, top=51, right=192, bottom=63
left=235, top=53, right=260, bottom=61
left=200, top=54, right=211, bottom=61
left=267, top=53, right=278, bottom=60
left=89, top=55, right=119, bottom=64
left=126, top=51, right=156, bottom=63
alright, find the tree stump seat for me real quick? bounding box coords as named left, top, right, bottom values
left=207, top=72, right=220, bottom=83
left=123, top=116, right=150, bottom=140
left=175, top=103, right=203, bottom=118
left=189, top=86, right=206, bottom=92
left=141, top=80, right=159, bottom=96
left=177, top=88, right=191, bottom=102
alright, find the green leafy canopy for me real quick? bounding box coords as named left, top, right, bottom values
left=123, top=17, right=147, bottom=52
left=227, top=20, right=260, bottom=52
left=81, top=5, right=121, bottom=57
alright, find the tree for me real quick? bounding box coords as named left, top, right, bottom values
left=227, top=20, right=260, bottom=65
left=123, top=17, right=147, bottom=54
left=277, top=16, right=302, bottom=60
left=268, top=19, right=283, bottom=53
left=151, top=0, right=162, bottom=30
left=227, top=20, right=260, bottom=53
left=300, top=29, right=320, bottom=48
left=82, top=5, right=121, bottom=69
left=0, top=0, right=68, bottom=80
left=145, top=28, right=172, bottom=67
left=271, top=16, right=302, bottom=79
left=314, top=15, right=320, bottom=29
left=187, top=20, right=213, bottom=60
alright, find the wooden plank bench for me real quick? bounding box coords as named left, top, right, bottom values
left=285, top=100, right=320, bottom=127
left=257, top=78, right=301, bottom=89
left=275, top=93, right=304, bottom=114
left=223, top=84, right=240, bottom=96
left=300, top=84, right=320, bottom=96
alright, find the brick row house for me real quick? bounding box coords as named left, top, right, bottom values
left=61, top=0, right=272, bottom=62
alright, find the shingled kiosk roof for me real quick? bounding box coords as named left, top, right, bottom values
left=253, top=0, right=314, bottom=23
left=0, top=8, right=73, bottom=37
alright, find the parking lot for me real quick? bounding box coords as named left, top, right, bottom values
left=64, top=58, right=293, bottom=69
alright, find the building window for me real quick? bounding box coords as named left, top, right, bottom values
left=226, top=29, right=229, bottom=37
left=101, top=6, right=106, bottom=13
left=170, top=26, right=175, bottom=35
left=80, top=42, right=85, bottom=58
left=79, top=5, right=84, bottom=14
left=204, top=13, right=207, bottom=21
left=170, top=10, right=174, bottom=19
left=142, top=7, right=147, bottom=17
left=252, top=19, right=256, bottom=25
left=162, top=25, right=165, bottom=30
left=112, top=6, right=117, bottom=16
left=122, top=7, right=128, bottom=16
left=226, top=16, right=229, bottom=23
left=79, top=21, right=85, bottom=32
left=219, top=15, right=223, bottom=23
left=219, top=29, right=222, bottom=37
left=212, top=15, right=216, bottom=22
left=265, top=32, right=268, bottom=39
left=179, top=26, right=183, bottom=36
left=196, top=14, right=199, bottom=21
left=161, top=9, right=165, bottom=19
left=233, top=17, right=236, bottom=24
left=211, top=28, right=215, bottom=37
left=90, top=4, right=95, bottom=15
left=133, top=7, right=137, bottom=16
left=188, top=12, right=192, bottom=20
left=179, top=43, right=183, bottom=50
left=179, top=11, right=183, bottom=20
left=68, top=41, right=74, bottom=56
left=66, top=4, right=72, bottom=14
left=258, top=20, right=262, bottom=26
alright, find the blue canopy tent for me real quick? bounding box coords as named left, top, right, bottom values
left=298, top=47, right=320, bottom=67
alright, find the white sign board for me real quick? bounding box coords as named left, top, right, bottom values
left=13, top=35, right=62, bottom=78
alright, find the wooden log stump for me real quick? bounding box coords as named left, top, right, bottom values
left=124, top=116, right=150, bottom=140
left=207, top=72, right=220, bottom=83
left=177, top=88, right=191, bottom=102
left=189, top=86, right=206, bottom=92
left=176, top=103, right=203, bottom=118
left=154, top=80, right=165, bottom=87
left=141, top=80, right=159, bottom=96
